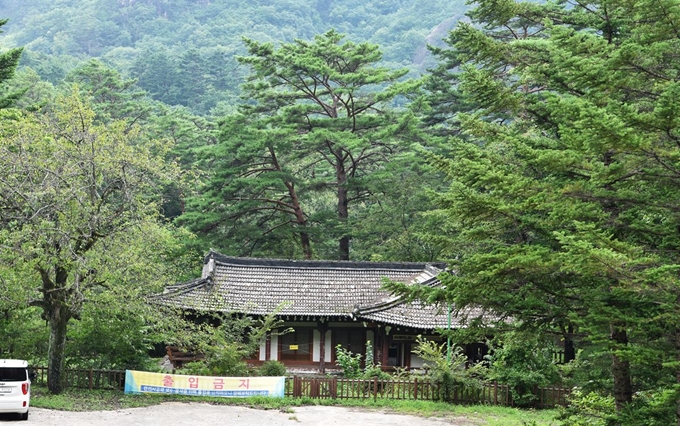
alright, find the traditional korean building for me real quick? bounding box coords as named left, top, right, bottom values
left=157, top=250, right=488, bottom=373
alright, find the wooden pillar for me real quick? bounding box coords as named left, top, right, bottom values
left=405, top=343, right=411, bottom=369
left=374, top=328, right=382, bottom=367
left=380, top=328, right=389, bottom=367
left=319, top=321, right=327, bottom=374
left=265, top=333, right=271, bottom=361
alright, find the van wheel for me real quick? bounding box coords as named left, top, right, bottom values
left=20, top=411, right=28, bottom=420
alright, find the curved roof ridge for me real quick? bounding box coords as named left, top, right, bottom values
left=151, top=278, right=213, bottom=304
left=205, top=249, right=447, bottom=271
left=353, top=275, right=442, bottom=316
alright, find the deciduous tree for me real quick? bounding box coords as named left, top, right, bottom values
left=0, top=89, right=180, bottom=393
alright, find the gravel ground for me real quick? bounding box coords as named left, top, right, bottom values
left=0, top=403, right=479, bottom=425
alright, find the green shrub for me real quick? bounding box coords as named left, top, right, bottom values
left=180, top=342, right=250, bottom=377
left=360, top=340, right=391, bottom=381
left=486, top=332, right=560, bottom=407
left=181, top=360, right=212, bottom=376
left=558, top=387, right=676, bottom=426
left=335, top=344, right=363, bottom=378
left=621, top=389, right=677, bottom=426
left=557, top=388, right=615, bottom=426
left=411, top=335, right=486, bottom=402
left=258, top=360, right=287, bottom=376
left=335, top=341, right=392, bottom=386
left=175, top=309, right=287, bottom=378
left=362, top=364, right=392, bottom=381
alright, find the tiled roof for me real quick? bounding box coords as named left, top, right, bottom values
left=360, top=303, right=488, bottom=329
left=156, top=251, right=484, bottom=330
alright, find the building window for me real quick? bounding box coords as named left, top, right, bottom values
left=387, top=342, right=403, bottom=366
left=280, top=329, right=312, bottom=361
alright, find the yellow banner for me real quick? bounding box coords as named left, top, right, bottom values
left=124, top=370, right=285, bottom=398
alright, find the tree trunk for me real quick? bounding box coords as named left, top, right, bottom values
left=290, top=191, right=312, bottom=259
left=336, top=152, right=349, bottom=260
left=563, top=324, right=576, bottom=363
left=610, top=324, right=632, bottom=413
left=47, top=306, right=70, bottom=394
left=676, top=295, right=680, bottom=426
left=676, top=331, right=680, bottom=426
left=300, top=232, right=312, bottom=260
left=270, top=146, right=313, bottom=259
left=338, top=234, right=349, bottom=261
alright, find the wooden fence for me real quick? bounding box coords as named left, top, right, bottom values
left=285, top=376, right=570, bottom=408
left=31, top=367, right=126, bottom=391
left=29, top=368, right=570, bottom=408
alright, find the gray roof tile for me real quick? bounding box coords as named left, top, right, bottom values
left=156, top=251, right=487, bottom=330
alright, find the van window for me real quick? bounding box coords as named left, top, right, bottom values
left=0, top=367, right=27, bottom=381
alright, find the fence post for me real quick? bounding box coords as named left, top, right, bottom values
left=534, top=385, right=540, bottom=409
left=373, top=377, right=377, bottom=401
left=89, top=368, right=93, bottom=390
left=559, top=386, right=564, bottom=407
left=413, top=377, right=418, bottom=400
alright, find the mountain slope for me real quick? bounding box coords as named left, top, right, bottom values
left=0, top=0, right=468, bottom=114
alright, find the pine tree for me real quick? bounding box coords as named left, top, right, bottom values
left=389, top=0, right=680, bottom=421
left=0, top=18, right=23, bottom=108
left=186, top=30, right=421, bottom=260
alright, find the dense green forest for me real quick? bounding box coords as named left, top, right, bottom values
left=1, top=1, right=680, bottom=424
left=0, top=0, right=467, bottom=114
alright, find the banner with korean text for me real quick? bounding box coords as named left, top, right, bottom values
left=124, top=370, right=285, bottom=398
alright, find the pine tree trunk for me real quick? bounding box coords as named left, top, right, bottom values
left=564, top=325, right=576, bottom=363
left=47, top=307, right=70, bottom=394
left=339, top=235, right=349, bottom=261
left=270, top=146, right=313, bottom=259
left=610, top=324, right=632, bottom=413
left=290, top=192, right=312, bottom=259
left=300, top=231, right=312, bottom=260
left=336, top=152, right=349, bottom=260
left=676, top=294, right=680, bottom=426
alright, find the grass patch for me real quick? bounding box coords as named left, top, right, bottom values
left=280, top=398, right=560, bottom=425
left=30, top=385, right=191, bottom=411
left=30, top=385, right=559, bottom=425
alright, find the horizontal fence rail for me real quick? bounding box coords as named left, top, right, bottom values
left=29, top=367, right=570, bottom=408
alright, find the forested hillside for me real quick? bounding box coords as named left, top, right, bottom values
left=0, top=0, right=467, bottom=114
left=0, top=3, right=461, bottom=393
left=2, top=1, right=680, bottom=424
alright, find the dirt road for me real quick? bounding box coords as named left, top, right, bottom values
left=1, top=402, right=479, bottom=425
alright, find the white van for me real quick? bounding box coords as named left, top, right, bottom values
left=0, top=359, right=31, bottom=420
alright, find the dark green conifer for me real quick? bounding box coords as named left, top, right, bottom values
left=390, top=0, right=680, bottom=421
left=0, top=19, right=23, bottom=108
